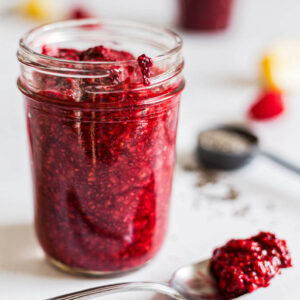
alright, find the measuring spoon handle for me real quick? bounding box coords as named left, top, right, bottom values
left=260, top=150, right=300, bottom=175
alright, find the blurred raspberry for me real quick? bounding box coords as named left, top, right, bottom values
left=68, top=6, right=93, bottom=19
left=248, top=90, right=285, bottom=121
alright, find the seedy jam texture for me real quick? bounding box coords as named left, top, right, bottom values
left=23, top=45, right=183, bottom=272
left=179, top=0, right=234, bottom=31
left=210, top=232, right=292, bottom=299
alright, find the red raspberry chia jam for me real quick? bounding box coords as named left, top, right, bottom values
left=17, top=20, right=184, bottom=275
left=210, top=232, right=292, bottom=299
left=179, top=0, right=235, bottom=31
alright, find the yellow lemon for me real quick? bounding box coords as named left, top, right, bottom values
left=261, top=41, right=300, bottom=92
left=20, top=0, right=54, bottom=21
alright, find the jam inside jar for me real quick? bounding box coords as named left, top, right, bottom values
left=17, top=19, right=184, bottom=275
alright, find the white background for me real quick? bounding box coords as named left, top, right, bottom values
left=1, top=0, right=300, bottom=299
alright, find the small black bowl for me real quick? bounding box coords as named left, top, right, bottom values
left=197, top=125, right=259, bottom=170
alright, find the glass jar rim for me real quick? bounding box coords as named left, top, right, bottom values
left=17, top=18, right=183, bottom=69
left=17, top=18, right=184, bottom=108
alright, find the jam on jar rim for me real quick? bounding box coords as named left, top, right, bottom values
left=17, top=76, right=185, bottom=110
left=18, top=19, right=183, bottom=66
left=17, top=19, right=184, bottom=97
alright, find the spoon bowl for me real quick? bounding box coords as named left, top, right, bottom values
left=170, top=259, right=222, bottom=300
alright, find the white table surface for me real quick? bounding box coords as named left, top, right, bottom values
left=1, top=0, right=300, bottom=299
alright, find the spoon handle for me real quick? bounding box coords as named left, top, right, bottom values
left=45, top=282, right=187, bottom=300
left=260, top=150, right=300, bottom=175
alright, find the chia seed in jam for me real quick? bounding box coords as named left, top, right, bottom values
left=210, top=232, right=292, bottom=299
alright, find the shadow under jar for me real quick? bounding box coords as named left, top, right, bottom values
left=17, top=19, right=184, bottom=276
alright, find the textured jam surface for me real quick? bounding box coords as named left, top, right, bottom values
left=180, top=0, right=234, bottom=30
left=210, top=232, right=292, bottom=299
left=25, top=45, right=182, bottom=272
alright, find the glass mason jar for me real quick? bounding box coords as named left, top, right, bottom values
left=17, top=19, right=184, bottom=275
left=179, top=0, right=235, bottom=31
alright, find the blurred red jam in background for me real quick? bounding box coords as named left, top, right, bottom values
left=179, top=0, right=235, bottom=31
left=68, top=6, right=94, bottom=19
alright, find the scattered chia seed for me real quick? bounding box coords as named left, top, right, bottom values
left=233, top=205, right=251, bottom=217
left=200, top=184, right=239, bottom=201
left=196, top=170, right=219, bottom=187
left=179, top=152, right=239, bottom=201
left=180, top=153, right=220, bottom=186
left=224, top=185, right=239, bottom=200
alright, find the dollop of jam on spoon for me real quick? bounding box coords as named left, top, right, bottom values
left=210, top=231, right=292, bottom=299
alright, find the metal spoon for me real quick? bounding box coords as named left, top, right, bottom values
left=197, top=125, right=300, bottom=174
left=46, top=259, right=225, bottom=300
